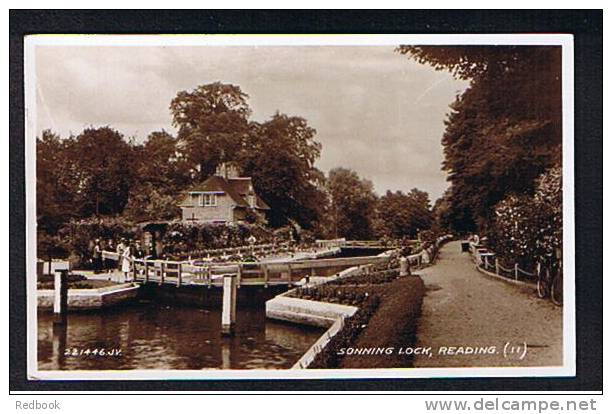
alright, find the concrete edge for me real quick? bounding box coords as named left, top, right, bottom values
left=37, top=283, right=140, bottom=309
left=37, top=283, right=139, bottom=297
left=292, top=314, right=352, bottom=369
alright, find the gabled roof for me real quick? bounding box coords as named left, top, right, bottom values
left=182, top=175, right=270, bottom=210
left=185, top=175, right=249, bottom=207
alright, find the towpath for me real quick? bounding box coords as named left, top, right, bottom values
left=414, top=241, right=563, bottom=367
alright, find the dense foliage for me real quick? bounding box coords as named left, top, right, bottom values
left=398, top=46, right=562, bottom=233
left=375, top=189, right=433, bottom=239
left=488, top=166, right=562, bottom=267
left=161, top=222, right=275, bottom=255
left=327, top=167, right=378, bottom=240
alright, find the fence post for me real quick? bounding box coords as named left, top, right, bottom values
left=132, top=258, right=137, bottom=282
left=176, top=263, right=182, bottom=287
left=207, top=266, right=212, bottom=289
left=262, top=264, right=269, bottom=287
left=159, top=262, right=165, bottom=285
left=400, top=257, right=410, bottom=277
left=236, top=264, right=242, bottom=288
left=144, top=259, right=149, bottom=283
left=495, top=258, right=499, bottom=275
left=514, top=263, right=519, bottom=281
left=484, top=255, right=489, bottom=270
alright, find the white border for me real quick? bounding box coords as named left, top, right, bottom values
left=24, top=33, right=575, bottom=381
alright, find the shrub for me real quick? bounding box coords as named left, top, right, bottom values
left=52, top=217, right=137, bottom=264
left=489, top=165, right=562, bottom=267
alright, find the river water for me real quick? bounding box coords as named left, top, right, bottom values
left=37, top=247, right=386, bottom=371
left=37, top=303, right=324, bottom=370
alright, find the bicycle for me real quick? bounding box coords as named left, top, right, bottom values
left=536, top=256, right=563, bottom=306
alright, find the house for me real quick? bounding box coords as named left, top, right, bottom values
left=179, top=163, right=270, bottom=224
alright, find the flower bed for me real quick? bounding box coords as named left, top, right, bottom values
left=307, top=276, right=425, bottom=369
left=286, top=259, right=425, bottom=369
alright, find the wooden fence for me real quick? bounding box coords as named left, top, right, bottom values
left=103, top=250, right=391, bottom=287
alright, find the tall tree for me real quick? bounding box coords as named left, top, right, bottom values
left=239, top=113, right=326, bottom=228
left=36, top=130, right=78, bottom=233
left=170, top=82, right=251, bottom=181
left=327, top=167, right=378, bottom=240
left=398, top=46, right=562, bottom=231
left=67, top=126, right=135, bottom=217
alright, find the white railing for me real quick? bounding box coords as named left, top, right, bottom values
left=468, top=242, right=538, bottom=283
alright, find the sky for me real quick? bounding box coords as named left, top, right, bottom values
left=34, top=45, right=468, bottom=202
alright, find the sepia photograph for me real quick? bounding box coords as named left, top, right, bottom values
left=23, top=33, right=574, bottom=380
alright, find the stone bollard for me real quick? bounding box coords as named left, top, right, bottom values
left=221, top=274, right=237, bottom=336
left=400, top=257, right=411, bottom=276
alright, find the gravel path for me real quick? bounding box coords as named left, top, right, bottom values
left=414, top=241, right=563, bottom=367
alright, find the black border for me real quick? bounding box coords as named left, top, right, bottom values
left=9, top=9, right=603, bottom=393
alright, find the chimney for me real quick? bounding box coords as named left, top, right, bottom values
left=215, top=162, right=240, bottom=179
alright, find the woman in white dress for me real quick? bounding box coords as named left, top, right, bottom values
left=121, top=242, right=132, bottom=281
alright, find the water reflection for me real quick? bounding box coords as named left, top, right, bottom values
left=38, top=302, right=323, bottom=370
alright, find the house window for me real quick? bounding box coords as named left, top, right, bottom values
left=198, top=193, right=217, bottom=207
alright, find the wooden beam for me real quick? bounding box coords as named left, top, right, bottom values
left=262, top=264, right=269, bottom=287
left=177, top=263, right=182, bottom=287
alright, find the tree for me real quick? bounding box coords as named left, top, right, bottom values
left=376, top=189, right=433, bottom=239
left=122, top=183, right=181, bottom=223
left=67, top=126, right=135, bottom=217
left=170, top=82, right=251, bottom=181
left=36, top=130, right=78, bottom=233
left=398, top=46, right=562, bottom=232
left=123, top=130, right=191, bottom=222
left=327, top=167, right=378, bottom=240
left=135, top=130, right=191, bottom=190
left=239, top=113, right=327, bottom=229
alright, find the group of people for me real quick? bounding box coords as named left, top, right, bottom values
left=91, top=238, right=154, bottom=279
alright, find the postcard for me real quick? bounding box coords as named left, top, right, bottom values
left=24, top=33, right=575, bottom=380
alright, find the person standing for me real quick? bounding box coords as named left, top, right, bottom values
left=105, top=238, right=115, bottom=273
left=92, top=239, right=102, bottom=274
left=121, top=241, right=132, bottom=281
left=116, top=238, right=126, bottom=271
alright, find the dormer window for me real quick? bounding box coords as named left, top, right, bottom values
left=198, top=193, right=217, bottom=207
